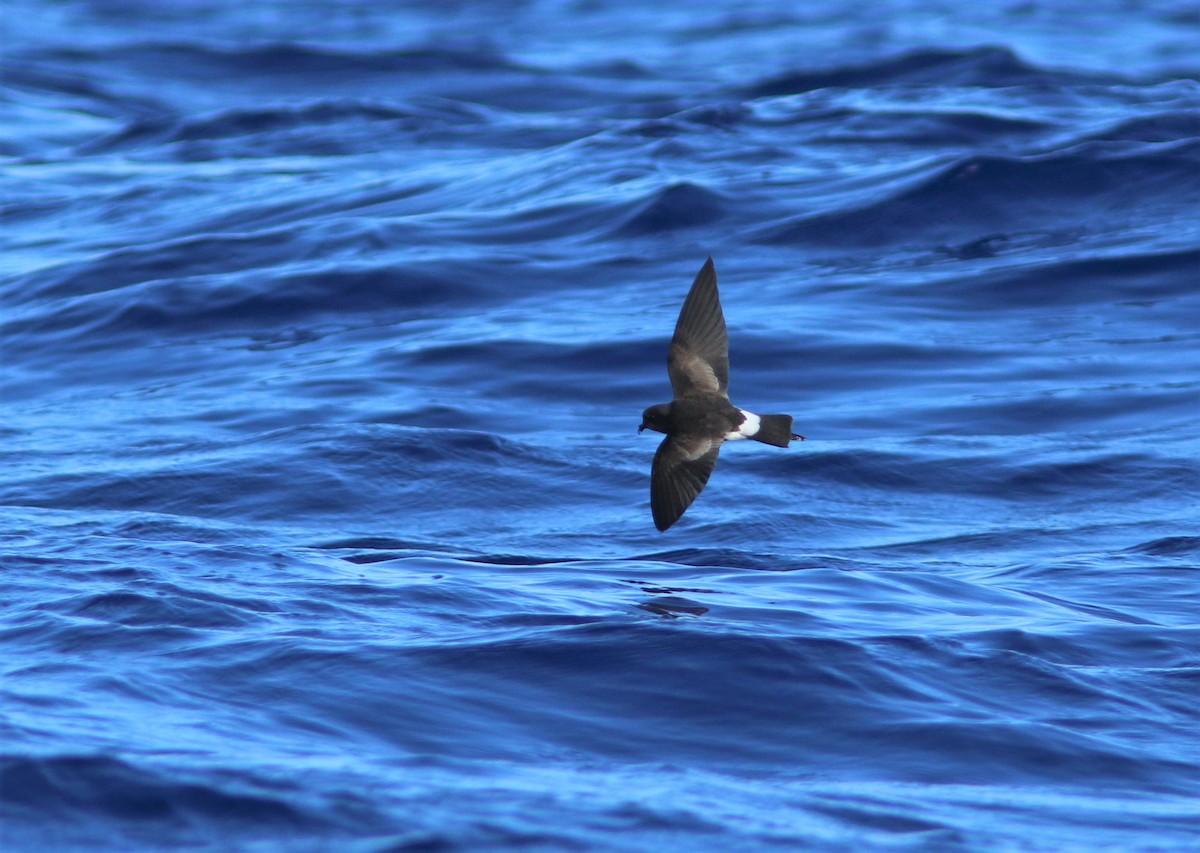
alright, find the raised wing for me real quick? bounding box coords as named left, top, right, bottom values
left=667, top=257, right=729, bottom=398
left=650, top=433, right=722, bottom=531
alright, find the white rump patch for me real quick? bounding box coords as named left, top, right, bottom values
left=726, top=410, right=760, bottom=441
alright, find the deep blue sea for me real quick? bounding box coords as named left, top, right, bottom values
left=3, top=1, right=1200, bottom=849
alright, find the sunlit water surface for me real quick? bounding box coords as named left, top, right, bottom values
left=3, top=1, right=1199, bottom=849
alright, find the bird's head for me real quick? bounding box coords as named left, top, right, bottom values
left=639, top=403, right=672, bottom=435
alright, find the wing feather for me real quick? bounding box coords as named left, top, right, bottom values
left=667, top=257, right=729, bottom=397
left=650, top=434, right=722, bottom=531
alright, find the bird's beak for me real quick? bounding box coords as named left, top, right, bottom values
left=638, top=423, right=646, bottom=434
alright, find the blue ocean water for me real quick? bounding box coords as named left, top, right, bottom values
left=3, top=0, right=1200, bottom=848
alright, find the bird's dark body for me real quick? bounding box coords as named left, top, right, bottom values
left=642, top=395, right=743, bottom=438
left=640, top=258, right=803, bottom=531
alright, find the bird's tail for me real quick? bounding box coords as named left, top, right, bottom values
left=753, top=414, right=804, bottom=448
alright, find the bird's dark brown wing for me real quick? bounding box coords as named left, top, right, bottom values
left=650, top=433, right=723, bottom=531
left=667, top=257, right=729, bottom=398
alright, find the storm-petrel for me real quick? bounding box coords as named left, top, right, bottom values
left=640, top=258, right=803, bottom=531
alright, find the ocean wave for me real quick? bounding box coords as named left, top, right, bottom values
left=758, top=142, right=1200, bottom=248
left=742, top=46, right=1122, bottom=98
left=4, top=1, right=1200, bottom=849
